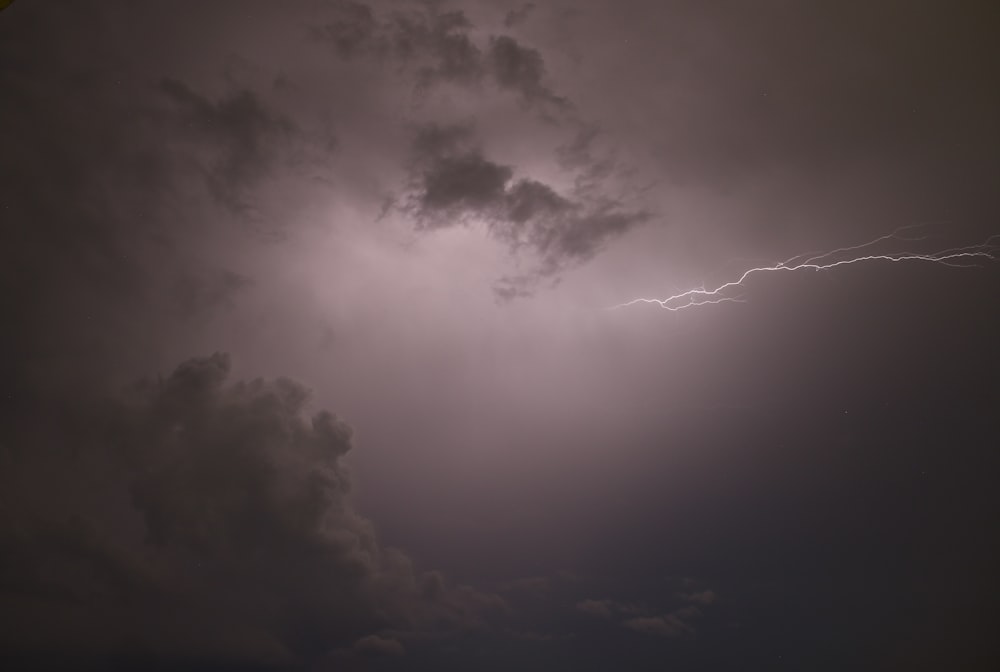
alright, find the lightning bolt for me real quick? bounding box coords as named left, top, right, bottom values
left=615, top=227, right=1000, bottom=312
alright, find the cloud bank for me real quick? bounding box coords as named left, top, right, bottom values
left=0, top=353, right=504, bottom=668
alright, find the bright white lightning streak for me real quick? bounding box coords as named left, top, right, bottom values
left=615, top=228, right=1000, bottom=312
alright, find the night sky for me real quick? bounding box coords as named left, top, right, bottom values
left=2, top=1, right=999, bottom=670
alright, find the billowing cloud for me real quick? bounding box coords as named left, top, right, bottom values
left=0, top=353, right=505, bottom=668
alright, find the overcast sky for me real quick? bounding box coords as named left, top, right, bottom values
left=2, top=1, right=999, bottom=670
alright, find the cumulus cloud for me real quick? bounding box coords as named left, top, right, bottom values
left=0, top=353, right=505, bottom=668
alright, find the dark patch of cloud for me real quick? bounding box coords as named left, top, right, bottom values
left=406, top=10, right=484, bottom=89
left=312, top=4, right=567, bottom=113
left=313, top=4, right=485, bottom=89
left=419, top=154, right=513, bottom=217
left=409, top=120, right=477, bottom=157
left=405, top=124, right=650, bottom=299
left=487, top=35, right=569, bottom=111
left=0, top=353, right=506, bottom=669
left=503, top=179, right=573, bottom=225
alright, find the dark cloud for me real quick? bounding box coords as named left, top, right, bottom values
left=406, top=10, right=485, bottom=89
left=487, top=35, right=568, bottom=111
left=313, top=4, right=485, bottom=89
left=309, top=5, right=646, bottom=297
left=313, top=3, right=567, bottom=112
left=408, top=119, right=478, bottom=160
left=8, top=2, right=995, bottom=670
left=0, top=353, right=505, bottom=668
left=405, top=123, right=650, bottom=298
left=419, top=153, right=513, bottom=217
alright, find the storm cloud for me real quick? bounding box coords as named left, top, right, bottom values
left=313, top=1, right=566, bottom=112
left=3, top=1, right=999, bottom=670
left=404, top=122, right=650, bottom=298
left=0, top=353, right=504, bottom=668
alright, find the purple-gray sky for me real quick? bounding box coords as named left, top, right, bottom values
left=2, top=1, right=999, bottom=670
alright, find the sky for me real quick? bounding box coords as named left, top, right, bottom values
left=1, top=1, right=999, bottom=670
